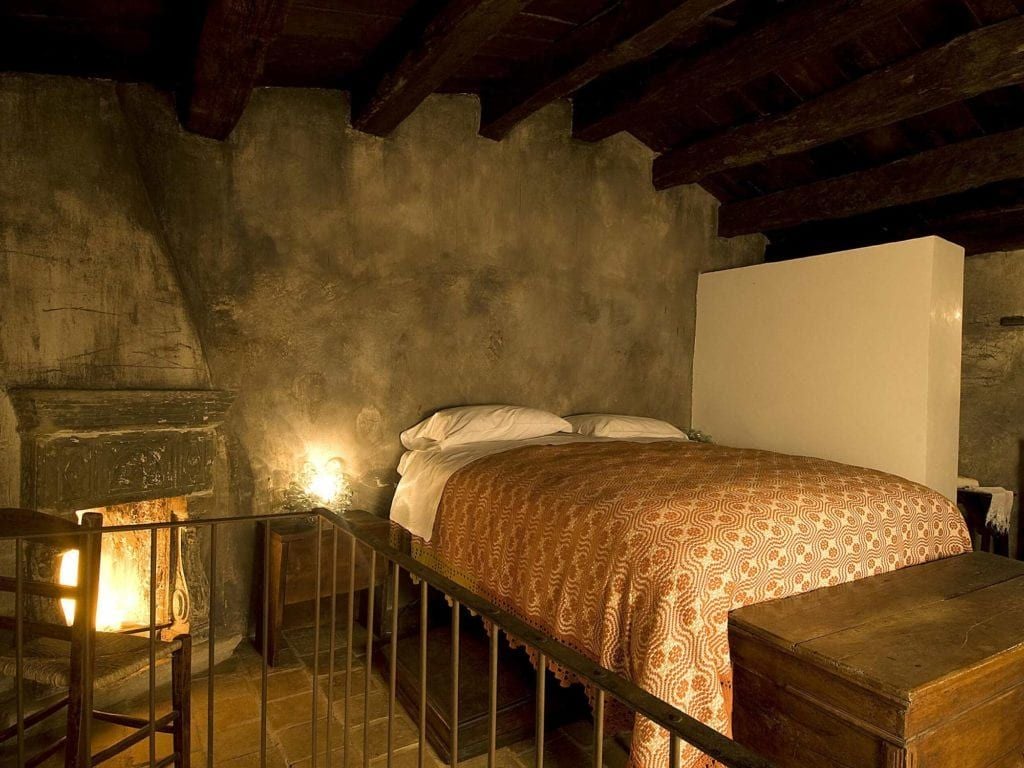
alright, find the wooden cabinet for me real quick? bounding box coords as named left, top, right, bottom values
left=729, top=553, right=1024, bottom=768
left=957, top=487, right=1022, bottom=559
left=254, top=518, right=385, bottom=665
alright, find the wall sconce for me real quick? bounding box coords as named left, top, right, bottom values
left=282, top=455, right=353, bottom=514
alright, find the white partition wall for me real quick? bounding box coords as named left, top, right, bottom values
left=691, top=236, right=965, bottom=499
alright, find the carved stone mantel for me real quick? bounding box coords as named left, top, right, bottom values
left=7, top=388, right=234, bottom=512
left=7, top=388, right=234, bottom=639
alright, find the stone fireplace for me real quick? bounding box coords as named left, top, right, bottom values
left=5, top=388, right=233, bottom=638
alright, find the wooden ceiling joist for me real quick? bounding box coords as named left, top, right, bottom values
left=942, top=218, right=1024, bottom=255
left=350, top=0, right=523, bottom=136
left=653, top=15, right=1024, bottom=189
left=718, top=126, right=1024, bottom=236
left=763, top=180, right=1024, bottom=260
left=478, top=0, right=732, bottom=140
left=767, top=217, right=1024, bottom=259
left=183, top=0, right=291, bottom=140
left=571, top=0, right=920, bottom=144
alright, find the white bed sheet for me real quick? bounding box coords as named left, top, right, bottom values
left=390, top=433, right=686, bottom=540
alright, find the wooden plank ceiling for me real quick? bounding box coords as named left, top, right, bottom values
left=3, top=0, right=1024, bottom=257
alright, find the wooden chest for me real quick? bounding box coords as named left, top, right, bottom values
left=729, top=553, right=1024, bottom=768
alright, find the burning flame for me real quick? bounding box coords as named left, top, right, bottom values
left=58, top=547, right=149, bottom=631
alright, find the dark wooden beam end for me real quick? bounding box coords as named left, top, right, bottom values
left=478, top=0, right=731, bottom=141
left=654, top=15, right=1024, bottom=189
left=183, top=0, right=291, bottom=140
left=351, top=0, right=523, bottom=137
left=572, top=0, right=919, bottom=144
left=763, top=180, right=1024, bottom=260
left=718, top=127, right=1024, bottom=237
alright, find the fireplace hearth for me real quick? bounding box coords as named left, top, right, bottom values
left=4, top=388, right=233, bottom=638
left=57, top=498, right=187, bottom=635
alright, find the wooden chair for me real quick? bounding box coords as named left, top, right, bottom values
left=0, top=508, right=191, bottom=767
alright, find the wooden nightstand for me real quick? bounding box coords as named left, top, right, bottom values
left=957, top=487, right=1022, bottom=559
left=254, top=517, right=385, bottom=665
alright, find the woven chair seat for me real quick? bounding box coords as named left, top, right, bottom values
left=0, top=631, right=182, bottom=689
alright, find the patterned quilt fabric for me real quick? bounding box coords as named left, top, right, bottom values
left=415, top=440, right=972, bottom=768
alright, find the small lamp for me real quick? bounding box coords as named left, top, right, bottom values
left=282, top=455, right=353, bottom=513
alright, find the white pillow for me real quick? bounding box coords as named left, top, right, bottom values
left=566, top=413, right=688, bottom=440
left=401, top=405, right=571, bottom=451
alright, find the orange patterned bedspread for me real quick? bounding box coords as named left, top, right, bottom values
left=418, top=440, right=971, bottom=768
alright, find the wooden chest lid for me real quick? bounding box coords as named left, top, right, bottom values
left=730, top=553, right=1024, bottom=737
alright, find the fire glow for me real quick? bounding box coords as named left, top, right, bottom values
left=59, top=548, right=149, bottom=631
left=58, top=510, right=152, bottom=631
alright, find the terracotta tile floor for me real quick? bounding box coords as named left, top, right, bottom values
left=2, top=623, right=622, bottom=767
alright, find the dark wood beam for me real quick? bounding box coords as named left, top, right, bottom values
left=764, top=181, right=1024, bottom=260
left=768, top=220, right=1024, bottom=259
left=351, top=0, right=522, bottom=137
left=718, top=126, right=1024, bottom=237
left=183, top=0, right=291, bottom=140
left=478, top=0, right=731, bottom=140
left=572, top=0, right=919, bottom=143
left=654, top=16, right=1024, bottom=188
left=944, top=217, right=1024, bottom=255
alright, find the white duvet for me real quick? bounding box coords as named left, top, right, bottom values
left=390, top=433, right=688, bottom=540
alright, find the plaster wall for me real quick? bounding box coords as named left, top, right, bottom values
left=959, top=248, right=1024, bottom=498
left=0, top=76, right=208, bottom=393
left=0, top=75, right=210, bottom=507
left=117, top=85, right=765, bottom=514
left=0, top=75, right=246, bottom=629
left=692, top=237, right=965, bottom=499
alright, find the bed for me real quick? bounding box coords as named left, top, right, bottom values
left=390, top=433, right=972, bottom=768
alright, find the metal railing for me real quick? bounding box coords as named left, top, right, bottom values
left=0, top=509, right=778, bottom=768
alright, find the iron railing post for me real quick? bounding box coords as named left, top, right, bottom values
left=363, top=550, right=376, bottom=768
left=208, top=523, right=218, bottom=768
left=326, top=526, right=340, bottom=768
left=313, top=517, right=323, bottom=768
left=15, top=539, right=24, bottom=768
left=488, top=624, right=499, bottom=768
left=387, top=564, right=400, bottom=766
left=535, top=653, right=546, bottom=768
left=418, top=579, right=428, bottom=768
left=450, top=600, right=460, bottom=768
left=149, top=528, right=157, bottom=767
left=261, top=523, right=271, bottom=768
left=593, top=689, right=605, bottom=767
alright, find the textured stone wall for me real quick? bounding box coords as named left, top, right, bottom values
left=0, top=74, right=211, bottom=507
left=117, top=84, right=765, bottom=514
left=960, top=249, right=1024, bottom=499
left=0, top=74, right=244, bottom=630
left=0, top=75, right=209, bottom=394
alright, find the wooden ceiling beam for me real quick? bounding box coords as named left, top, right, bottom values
left=767, top=218, right=1024, bottom=259
left=764, top=180, right=1024, bottom=260
left=478, top=0, right=731, bottom=141
left=943, top=218, right=1024, bottom=255
left=653, top=16, right=1024, bottom=189
left=572, top=0, right=919, bottom=144
left=718, top=126, right=1024, bottom=237
left=183, top=0, right=291, bottom=140
left=351, top=0, right=523, bottom=137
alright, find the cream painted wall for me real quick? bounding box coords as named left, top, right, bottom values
left=692, top=236, right=964, bottom=499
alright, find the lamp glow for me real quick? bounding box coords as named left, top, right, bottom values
left=284, top=454, right=352, bottom=513
left=306, top=471, right=341, bottom=505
